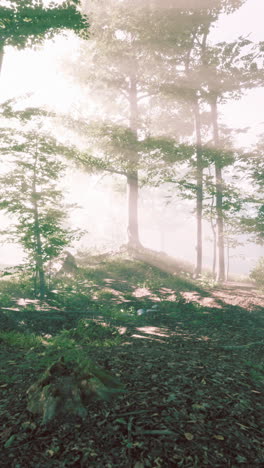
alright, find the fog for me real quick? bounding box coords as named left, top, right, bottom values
left=0, top=0, right=263, bottom=278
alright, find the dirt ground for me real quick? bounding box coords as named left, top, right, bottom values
left=182, top=283, right=264, bottom=311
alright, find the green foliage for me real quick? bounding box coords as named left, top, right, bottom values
left=0, top=291, right=14, bottom=308
left=0, top=252, right=263, bottom=465
left=0, top=109, right=79, bottom=296
left=0, top=330, right=41, bottom=349
left=0, top=274, right=35, bottom=299
left=0, top=0, right=89, bottom=50
left=250, top=257, right=264, bottom=289
left=196, top=273, right=218, bottom=289
left=241, top=205, right=264, bottom=244
left=48, top=277, right=94, bottom=311
left=248, top=362, right=264, bottom=384
left=50, top=320, right=121, bottom=351
left=69, top=319, right=120, bottom=343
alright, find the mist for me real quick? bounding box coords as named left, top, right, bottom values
left=1, top=2, right=264, bottom=465
left=0, top=0, right=263, bottom=280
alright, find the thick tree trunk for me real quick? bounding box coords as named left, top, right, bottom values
left=210, top=95, right=225, bottom=281
left=127, top=73, right=141, bottom=247
left=32, top=150, right=46, bottom=300
left=193, top=97, right=203, bottom=277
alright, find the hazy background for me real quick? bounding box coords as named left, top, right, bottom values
left=0, top=0, right=263, bottom=274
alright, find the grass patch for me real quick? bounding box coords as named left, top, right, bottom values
left=0, top=255, right=263, bottom=467
left=0, top=330, right=42, bottom=349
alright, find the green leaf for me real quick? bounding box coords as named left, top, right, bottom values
left=4, top=434, right=16, bottom=448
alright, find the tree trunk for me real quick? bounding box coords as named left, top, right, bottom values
left=32, top=148, right=46, bottom=300
left=210, top=193, right=217, bottom=279
left=193, top=97, right=203, bottom=277
left=0, top=48, right=4, bottom=75
left=226, top=239, right=230, bottom=282
left=210, top=95, right=225, bottom=281
left=127, top=73, right=141, bottom=247
left=127, top=172, right=140, bottom=247
left=211, top=213, right=217, bottom=279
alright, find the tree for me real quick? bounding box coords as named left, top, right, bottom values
left=143, top=0, right=246, bottom=275
left=0, top=116, right=75, bottom=299
left=0, top=0, right=89, bottom=74
left=240, top=137, right=264, bottom=244
left=60, top=0, right=251, bottom=265
left=62, top=0, right=221, bottom=248
left=250, top=257, right=264, bottom=289
left=201, top=37, right=263, bottom=280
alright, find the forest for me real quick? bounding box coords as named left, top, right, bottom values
left=0, top=0, right=263, bottom=467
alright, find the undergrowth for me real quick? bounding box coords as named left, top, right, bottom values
left=0, top=257, right=263, bottom=467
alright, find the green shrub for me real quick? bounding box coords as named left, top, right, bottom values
left=0, top=276, right=35, bottom=299
left=0, top=331, right=41, bottom=349
left=69, top=319, right=119, bottom=343
left=0, top=292, right=14, bottom=308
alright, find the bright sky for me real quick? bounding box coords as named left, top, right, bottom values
left=212, top=0, right=264, bottom=147
left=212, top=0, right=264, bottom=43
left=0, top=0, right=263, bottom=270
left=0, top=0, right=263, bottom=138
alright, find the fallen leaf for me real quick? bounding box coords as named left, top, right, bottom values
left=213, top=435, right=225, bottom=440
left=184, top=432, right=194, bottom=440
left=47, top=450, right=55, bottom=457
left=4, top=434, right=16, bottom=448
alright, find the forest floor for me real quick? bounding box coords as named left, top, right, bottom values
left=0, top=257, right=263, bottom=467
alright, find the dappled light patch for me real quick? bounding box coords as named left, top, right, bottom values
left=181, top=285, right=264, bottom=311
left=118, top=326, right=127, bottom=335
left=135, top=326, right=171, bottom=338
left=181, top=291, right=222, bottom=308
left=16, top=298, right=42, bottom=310
left=212, top=285, right=264, bottom=310
left=130, top=333, right=167, bottom=343
left=103, top=278, right=115, bottom=284
left=95, top=287, right=126, bottom=301
left=196, top=335, right=211, bottom=342
left=159, top=287, right=175, bottom=294
left=132, top=286, right=159, bottom=300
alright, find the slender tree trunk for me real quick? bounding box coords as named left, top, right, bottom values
left=127, top=73, right=141, bottom=247
left=210, top=95, right=225, bottom=281
left=0, top=48, right=4, bottom=74
left=210, top=201, right=217, bottom=279
left=226, top=239, right=230, bottom=282
left=210, top=209, right=217, bottom=279
left=32, top=149, right=46, bottom=300
left=193, top=97, right=203, bottom=277
left=33, top=268, right=38, bottom=297
left=208, top=167, right=217, bottom=278
left=185, top=30, right=208, bottom=277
